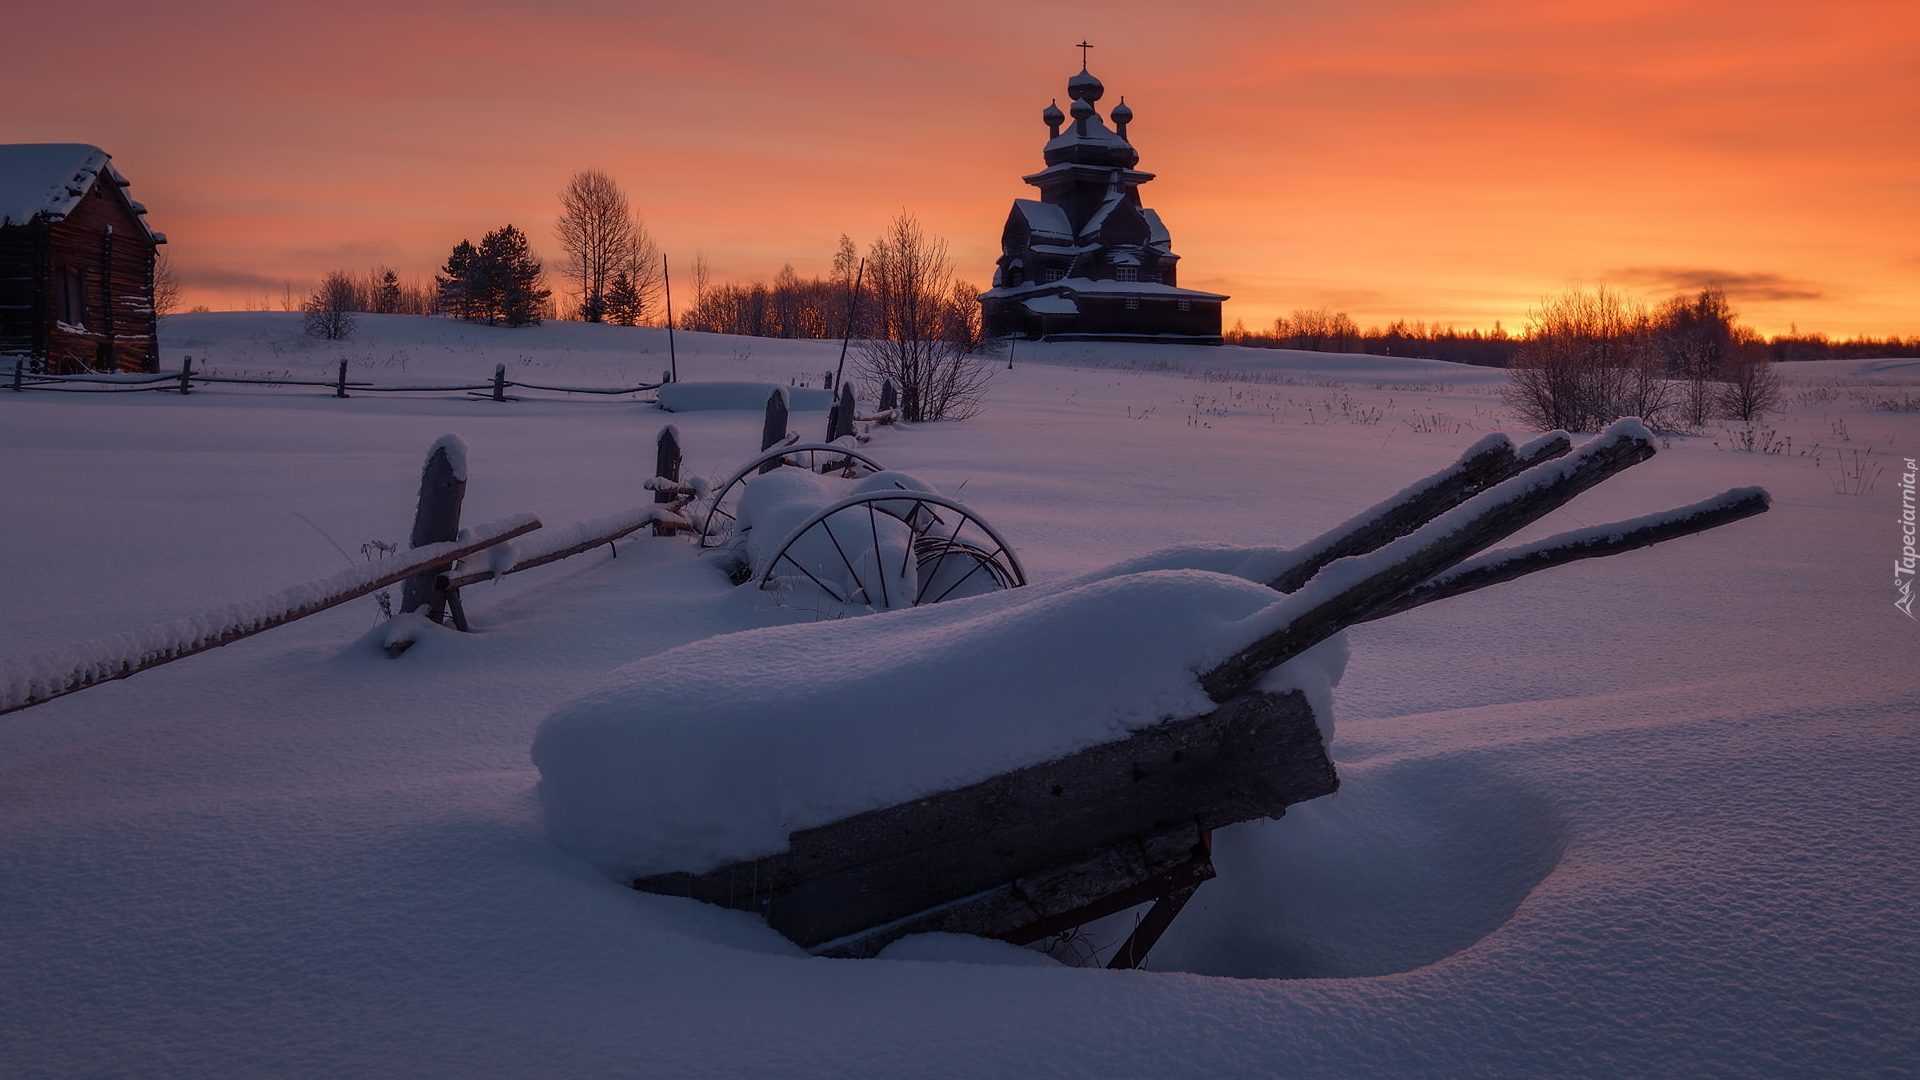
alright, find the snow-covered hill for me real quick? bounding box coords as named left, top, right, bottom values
left=2, top=312, right=1914, bottom=1078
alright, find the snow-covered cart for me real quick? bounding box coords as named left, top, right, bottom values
left=534, top=421, right=1769, bottom=967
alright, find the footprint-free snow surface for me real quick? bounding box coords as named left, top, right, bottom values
left=2, top=313, right=1915, bottom=1078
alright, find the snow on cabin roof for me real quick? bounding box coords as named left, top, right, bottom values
left=0, top=143, right=162, bottom=240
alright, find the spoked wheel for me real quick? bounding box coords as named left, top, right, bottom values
left=756, top=490, right=1026, bottom=611
left=699, top=443, right=886, bottom=549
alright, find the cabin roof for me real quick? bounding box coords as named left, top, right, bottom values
left=0, top=143, right=164, bottom=241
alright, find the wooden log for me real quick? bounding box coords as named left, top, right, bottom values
left=759, top=388, right=789, bottom=473
left=400, top=439, right=467, bottom=620
left=634, top=688, right=1335, bottom=949
left=1269, top=432, right=1573, bottom=594
left=1361, top=487, right=1771, bottom=623
left=1204, top=423, right=1654, bottom=702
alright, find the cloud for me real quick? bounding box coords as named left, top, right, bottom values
left=1611, top=267, right=1824, bottom=303
left=178, top=266, right=304, bottom=291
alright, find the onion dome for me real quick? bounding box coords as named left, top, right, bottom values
left=1067, top=67, right=1104, bottom=103
left=1042, top=99, right=1064, bottom=138
left=1110, top=97, right=1133, bottom=139
left=1070, top=96, right=1094, bottom=122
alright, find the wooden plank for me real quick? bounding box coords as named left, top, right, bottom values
left=634, top=688, right=1335, bottom=948
left=807, top=823, right=1211, bottom=959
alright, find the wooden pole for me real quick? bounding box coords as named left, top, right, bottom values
left=654, top=425, right=682, bottom=537
left=13, top=357, right=23, bottom=392
left=879, top=378, right=897, bottom=413
left=178, top=355, right=192, bottom=395
left=759, top=388, right=789, bottom=474
left=335, top=359, right=349, bottom=399
left=833, top=257, right=865, bottom=391
left=492, top=364, right=506, bottom=402
left=401, top=439, right=468, bottom=622
left=662, top=254, right=677, bottom=384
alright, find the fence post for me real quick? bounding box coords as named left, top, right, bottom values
left=832, top=380, right=856, bottom=440
left=880, top=378, right=897, bottom=413
left=178, top=355, right=193, bottom=395
left=11, top=358, right=21, bottom=392
left=760, top=387, right=789, bottom=474
left=492, top=364, right=506, bottom=402
left=654, top=425, right=682, bottom=537
left=400, top=436, right=468, bottom=625
left=335, top=359, right=349, bottom=399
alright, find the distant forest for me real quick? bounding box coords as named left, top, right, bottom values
left=1226, top=309, right=1920, bottom=367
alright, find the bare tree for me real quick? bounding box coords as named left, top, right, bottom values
left=151, top=247, right=181, bottom=325
left=1504, top=286, right=1675, bottom=431
left=302, top=271, right=358, bottom=340
left=1654, top=288, right=1737, bottom=426
left=555, top=170, right=661, bottom=323
left=856, top=213, right=990, bottom=421
left=1717, top=345, right=1783, bottom=423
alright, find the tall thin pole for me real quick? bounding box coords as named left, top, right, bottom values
left=833, top=257, right=865, bottom=391
left=662, top=253, right=678, bottom=384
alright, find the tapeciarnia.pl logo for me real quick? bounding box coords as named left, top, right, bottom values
left=1898, top=457, right=1917, bottom=619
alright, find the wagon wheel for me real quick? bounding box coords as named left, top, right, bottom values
left=698, top=443, right=886, bottom=549
left=755, top=490, right=1026, bottom=611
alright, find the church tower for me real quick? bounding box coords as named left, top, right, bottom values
left=978, top=62, right=1227, bottom=344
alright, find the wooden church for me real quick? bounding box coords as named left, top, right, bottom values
left=0, top=144, right=167, bottom=373
left=979, top=65, right=1226, bottom=344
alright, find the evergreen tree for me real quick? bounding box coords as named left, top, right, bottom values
left=375, top=269, right=402, bottom=314
left=479, top=224, right=550, bottom=327
left=604, top=272, right=642, bottom=326
left=437, top=240, right=479, bottom=320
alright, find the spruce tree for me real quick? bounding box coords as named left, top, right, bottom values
left=437, top=240, right=479, bottom=320
left=604, top=272, right=642, bottom=326
left=479, top=225, right=550, bottom=327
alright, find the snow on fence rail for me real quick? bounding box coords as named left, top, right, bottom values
left=5, top=356, right=665, bottom=399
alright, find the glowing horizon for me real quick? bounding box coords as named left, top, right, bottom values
left=4, top=0, right=1913, bottom=338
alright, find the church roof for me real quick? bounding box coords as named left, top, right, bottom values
left=0, top=143, right=164, bottom=241
left=1011, top=199, right=1073, bottom=242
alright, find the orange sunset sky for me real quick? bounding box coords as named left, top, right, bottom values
left=4, top=0, right=1914, bottom=337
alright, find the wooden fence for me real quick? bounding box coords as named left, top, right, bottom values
left=6, top=356, right=665, bottom=400
left=0, top=428, right=695, bottom=717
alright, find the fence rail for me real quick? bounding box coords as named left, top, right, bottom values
left=6, top=356, right=662, bottom=399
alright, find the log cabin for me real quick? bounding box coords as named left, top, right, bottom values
left=0, top=144, right=166, bottom=374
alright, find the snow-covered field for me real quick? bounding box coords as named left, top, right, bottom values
left=3, top=312, right=1915, bottom=1078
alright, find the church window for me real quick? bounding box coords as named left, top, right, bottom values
left=1177, top=300, right=1192, bottom=312
left=1124, top=299, right=1139, bottom=310
left=1045, top=267, right=1066, bottom=283
left=1116, top=266, right=1138, bottom=282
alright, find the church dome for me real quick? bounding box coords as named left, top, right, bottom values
left=1067, top=67, right=1104, bottom=103
left=1110, top=99, right=1133, bottom=125
left=1042, top=100, right=1065, bottom=135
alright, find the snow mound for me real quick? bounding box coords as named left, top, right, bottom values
left=531, top=569, right=1292, bottom=879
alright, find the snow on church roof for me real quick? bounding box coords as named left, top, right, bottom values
left=0, top=143, right=163, bottom=240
